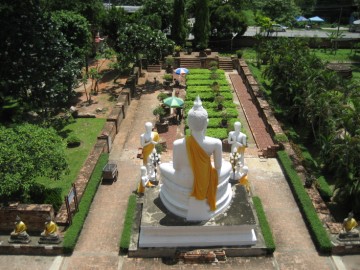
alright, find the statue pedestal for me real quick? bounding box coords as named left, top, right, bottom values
left=137, top=185, right=257, bottom=249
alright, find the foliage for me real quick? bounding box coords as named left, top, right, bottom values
left=193, top=0, right=210, bottom=49
left=135, top=0, right=173, bottom=31
left=253, top=196, right=276, bottom=253
left=172, top=0, right=188, bottom=47
left=153, top=105, right=166, bottom=121
left=316, top=176, right=333, bottom=202
left=0, top=1, right=81, bottom=120
left=253, top=0, right=301, bottom=26
left=63, top=153, right=108, bottom=254
left=0, top=124, right=68, bottom=202
left=274, top=133, right=289, bottom=143
left=163, top=74, right=173, bottom=81
left=115, top=23, right=174, bottom=66
left=277, top=151, right=332, bottom=253
left=67, top=135, right=81, bottom=148
left=209, top=3, right=248, bottom=38
left=28, top=183, right=63, bottom=212
left=101, top=6, right=129, bottom=47
left=119, top=194, right=137, bottom=251
left=50, top=10, right=92, bottom=65
left=157, top=92, right=168, bottom=101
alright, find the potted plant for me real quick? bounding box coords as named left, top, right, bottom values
left=165, top=56, right=174, bottom=73
left=214, top=95, right=225, bottom=110
left=186, top=42, right=193, bottom=55
left=163, top=74, right=173, bottom=87
left=236, top=49, right=243, bottom=59
left=174, top=45, right=182, bottom=57
left=153, top=105, right=166, bottom=123
left=220, top=109, right=230, bottom=127
left=205, top=48, right=212, bottom=55
left=157, top=92, right=168, bottom=102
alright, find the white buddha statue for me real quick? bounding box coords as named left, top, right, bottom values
left=228, top=121, right=247, bottom=166
left=159, top=96, right=232, bottom=221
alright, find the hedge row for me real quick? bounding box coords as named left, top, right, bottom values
left=185, top=127, right=229, bottom=140
left=186, top=74, right=226, bottom=81
left=252, top=196, right=276, bottom=254
left=186, top=85, right=232, bottom=92
left=62, top=153, right=109, bottom=254
left=316, top=176, right=333, bottom=202
left=186, top=79, right=229, bottom=86
left=277, top=151, right=332, bottom=254
left=188, top=68, right=223, bottom=74
left=119, top=194, right=137, bottom=251
left=186, top=91, right=233, bottom=102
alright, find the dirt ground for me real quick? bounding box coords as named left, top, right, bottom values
left=72, top=59, right=128, bottom=118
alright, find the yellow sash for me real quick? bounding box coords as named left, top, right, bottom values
left=142, top=132, right=159, bottom=165
left=186, top=135, right=218, bottom=211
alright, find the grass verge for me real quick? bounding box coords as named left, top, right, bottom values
left=119, top=194, right=137, bottom=252
left=252, top=196, right=276, bottom=254
left=277, top=150, right=332, bottom=254
left=62, top=153, right=109, bottom=254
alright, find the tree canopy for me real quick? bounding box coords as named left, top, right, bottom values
left=0, top=124, right=68, bottom=202
left=0, top=0, right=81, bottom=121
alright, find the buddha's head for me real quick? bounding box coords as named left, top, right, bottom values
left=145, top=122, right=153, bottom=133
left=188, top=96, right=208, bottom=132
left=234, top=121, right=241, bottom=132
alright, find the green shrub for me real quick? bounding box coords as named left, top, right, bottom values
left=236, top=49, right=243, bottom=58
left=67, top=135, right=81, bottom=148
left=277, top=151, right=332, bottom=254
left=28, top=184, right=62, bottom=211
left=274, top=133, right=289, bottom=143
left=253, top=196, right=276, bottom=253
left=316, top=176, right=333, bottom=202
left=157, top=92, right=168, bottom=101
left=44, top=187, right=63, bottom=212
left=120, top=194, right=137, bottom=251
left=62, top=153, right=109, bottom=254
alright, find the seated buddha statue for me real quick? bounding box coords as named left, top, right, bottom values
left=9, top=216, right=31, bottom=243
left=39, top=216, right=61, bottom=244
left=159, top=96, right=232, bottom=221
left=341, top=212, right=359, bottom=237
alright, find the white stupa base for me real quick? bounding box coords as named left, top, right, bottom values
left=139, top=225, right=256, bottom=248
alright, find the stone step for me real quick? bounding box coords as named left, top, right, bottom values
left=147, top=65, right=161, bottom=72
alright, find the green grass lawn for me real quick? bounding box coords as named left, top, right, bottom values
left=37, top=118, right=106, bottom=199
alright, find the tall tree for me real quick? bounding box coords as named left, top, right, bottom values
left=172, top=0, right=188, bottom=47
left=135, top=0, right=173, bottom=31
left=0, top=0, right=80, bottom=120
left=193, top=0, right=210, bottom=50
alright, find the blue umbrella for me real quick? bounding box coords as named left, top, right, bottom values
left=309, top=16, right=324, bottom=22
left=174, top=67, right=189, bottom=75
left=296, top=16, right=308, bottom=22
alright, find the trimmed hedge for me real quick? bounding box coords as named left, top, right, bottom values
left=186, top=74, right=227, bottom=81
left=277, top=151, right=332, bottom=254
left=119, top=194, right=137, bottom=251
left=185, top=127, right=228, bottom=140
left=62, top=153, right=109, bottom=254
left=186, top=85, right=232, bottom=92
left=186, top=79, right=229, bottom=86
left=188, top=68, right=224, bottom=74
left=252, top=196, right=276, bottom=254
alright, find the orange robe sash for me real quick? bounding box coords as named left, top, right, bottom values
left=186, top=135, right=218, bottom=211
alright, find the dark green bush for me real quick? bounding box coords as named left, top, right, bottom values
left=277, top=151, right=332, bottom=254
left=253, top=196, right=276, bottom=253
left=316, top=176, right=333, bottom=202
left=67, top=135, right=81, bottom=148
left=62, top=153, right=108, bottom=254
left=28, top=184, right=63, bottom=212
left=120, top=194, right=137, bottom=251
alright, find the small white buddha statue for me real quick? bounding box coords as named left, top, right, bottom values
left=159, top=96, right=232, bottom=221
left=140, top=122, right=159, bottom=167
left=228, top=121, right=247, bottom=166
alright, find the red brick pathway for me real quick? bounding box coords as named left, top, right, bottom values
left=229, top=74, right=275, bottom=153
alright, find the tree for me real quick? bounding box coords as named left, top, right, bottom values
left=101, top=6, right=129, bottom=48
left=193, top=0, right=210, bottom=50
left=0, top=0, right=81, bottom=121
left=134, top=0, right=173, bottom=31
left=115, top=23, right=174, bottom=68
left=209, top=4, right=248, bottom=39
left=253, top=0, right=301, bottom=26
left=172, top=0, right=188, bottom=47
left=51, top=10, right=92, bottom=67
left=0, top=124, right=68, bottom=203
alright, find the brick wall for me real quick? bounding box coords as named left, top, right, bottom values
left=0, top=204, right=54, bottom=233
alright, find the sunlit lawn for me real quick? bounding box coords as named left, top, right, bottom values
left=37, top=118, right=106, bottom=199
